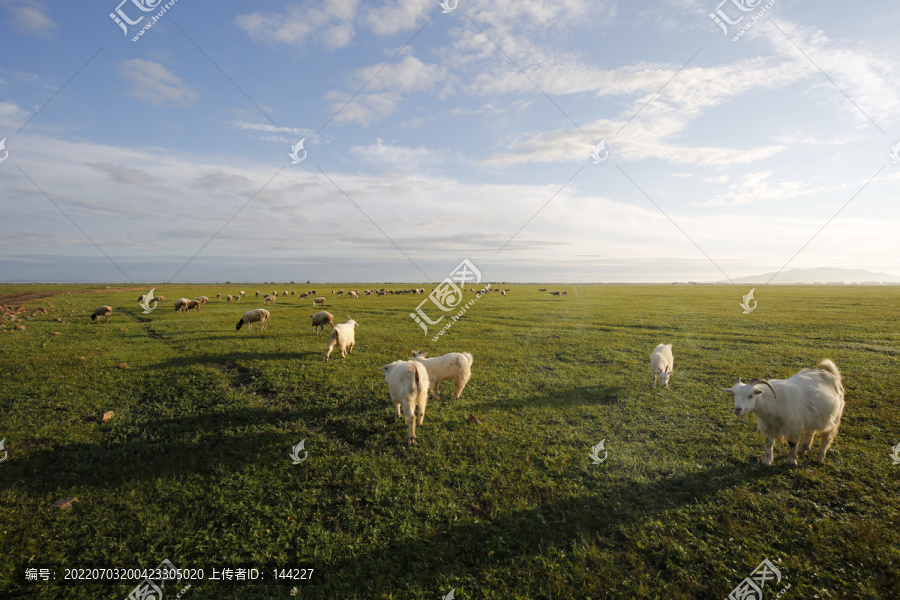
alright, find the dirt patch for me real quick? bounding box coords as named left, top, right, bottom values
left=0, top=291, right=60, bottom=306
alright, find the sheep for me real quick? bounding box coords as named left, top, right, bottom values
left=174, top=298, right=191, bottom=313
left=721, top=359, right=845, bottom=466
left=233, top=294, right=241, bottom=302
left=313, top=297, right=326, bottom=307
left=186, top=299, right=201, bottom=312
left=194, top=296, right=209, bottom=304
left=538, top=288, right=547, bottom=292
left=236, top=308, right=270, bottom=332
left=561, top=291, right=568, bottom=296
left=650, top=343, right=674, bottom=389
left=240, top=291, right=245, bottom=298
left=336, top=289, right=344, bottom=296
left=549, top=291, right=560, bottom=297
left=137, top=294, right=146, bottom=303
left=255, top=291, right=260, bottom=297
left=217, top=293, right=222, bottom=301
left=410, top=350, right=473, bottom=402
left=501, top=290, right=506, bottom=296
left=299, top=292, right=308, bottom=299
left=380, top=359, right=430, bottom=444
left=291, top=291, right=295, bottom=296
left=309, top=311, right=334, bottom=334
left=226, top=295, right=233, bottom=304
left=263, top=294, right=276, bottom=305
left=91, top=305, right=112, bottom=322
left=283, top=290, right=288, bottom=297
left=153, top=296, right=165, bottom=304
left=325, top=317, right=358, bottom=361
left=348, top=290, right=359, bottom=299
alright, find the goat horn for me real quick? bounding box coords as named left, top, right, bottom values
left=747, top=378, right=776, bottom=399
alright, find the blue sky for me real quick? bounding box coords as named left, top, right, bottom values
left=1, top=0, right=899, bottom=283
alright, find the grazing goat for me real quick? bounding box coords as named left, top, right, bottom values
left=325, top=317, right=357, bottom=361
left=91, top=305, right=112, bottom=322
left=410, top=350, right=473, bottom=401
left=309, top=311, right=334, bottom=334
left=175, top=298, right=190, bottom=313
left=721, top=360, right=845, bottom=466
left=313, top=297, right=326, bottom=307
left=380, top=359, right=430, bottom=444
left=650, top=343, right=674, bottom=389
left=236, top=308, right=270, bottom=332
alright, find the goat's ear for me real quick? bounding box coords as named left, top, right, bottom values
left=753, top=389, right=764, bottom=395
left=379, top=364, right=390, bottom=373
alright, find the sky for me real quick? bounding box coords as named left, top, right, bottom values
left=1, top=0, right=899, bottom=283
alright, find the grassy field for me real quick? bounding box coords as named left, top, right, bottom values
left=1, top=283, right=898, bottom=599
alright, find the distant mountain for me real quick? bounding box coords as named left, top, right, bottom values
left=727, top=267, right=900, bottom=284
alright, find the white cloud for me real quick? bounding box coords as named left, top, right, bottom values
left=235, top=0, right=359, bottom=50
left=1, top=0, right=57, bottom=37
left=349, top=138, right=449, bottom=171
left=119, top=59, right=199, bottom=107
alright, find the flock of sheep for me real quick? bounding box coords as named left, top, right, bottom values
left=86, top=287, right=846, bottom=459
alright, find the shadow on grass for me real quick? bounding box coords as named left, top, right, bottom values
left=143, top=351, right=320, bottom=369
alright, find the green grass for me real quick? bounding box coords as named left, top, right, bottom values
left=1, top=284, right=898, bottom=599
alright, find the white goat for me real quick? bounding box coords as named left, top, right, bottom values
left=91, top=305, right=112, bottom=322
left=236, top=308, right=270, bottom=332
left=650, top=343, right=674, bottom=389
left=410, top=350, right=473, bottom=401
left=721, top=359, right=845, bottom=466
left=325, top=317, right=358, bottom=360
left=380, top=359, right=430, bottom=444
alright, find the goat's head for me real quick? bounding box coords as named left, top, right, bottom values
left=721, top=377, right=776, bottom=416
left=655, top=368, right=673, bottom=387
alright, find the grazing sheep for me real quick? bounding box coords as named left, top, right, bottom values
left=263, top=294, right=276, bottom=305
left=549, top=291, right=560, bottom=297
left=236, top=308, right=270, bottom=332
left=174, top=298, right=191, bottom=313
left=561, top=291, right=568, bottom=296
left=233, top=294, right=241, bottom=302
left=194, top=296, right=209, bottom=304
left=309, top=311, right=334, bottom=334
left=283, top=290, right=288, bottom=297
left=380, top=359, right=430, bottom=445
left=186, top=300, right=201, bottom=312
left=299, top=292, right=308, bottom=299
left=650, top=343, right=674, bottom=389
left=721, top=360, right=845, bottom=466
left=226, top=295, right=233, bottom=304
left=538, top=288, right=547, bottom=292
left=153, top=296, right=165, bottom=304
left=291, top=291, right=295, bottom=296
left=313, top=297, right=326, bottom=307
left=501, top=290, right=506, bottom=296
left=410, top=350, right=473, bottom=401
left=325, top=317, right=358, bottom=361
left=137, top=294, right=146, bottom=303
left=255, top=291, right=260, bottom=297
left=217, top=294, right=222, bottom=301
left=348, top=290, right=359, bottom=299
left=240, top=291, right=245, bottom=298
left=91, top=305, right=112, bottom=322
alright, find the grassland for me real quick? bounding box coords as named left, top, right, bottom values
left=1, top=283, right=898, bottom=599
